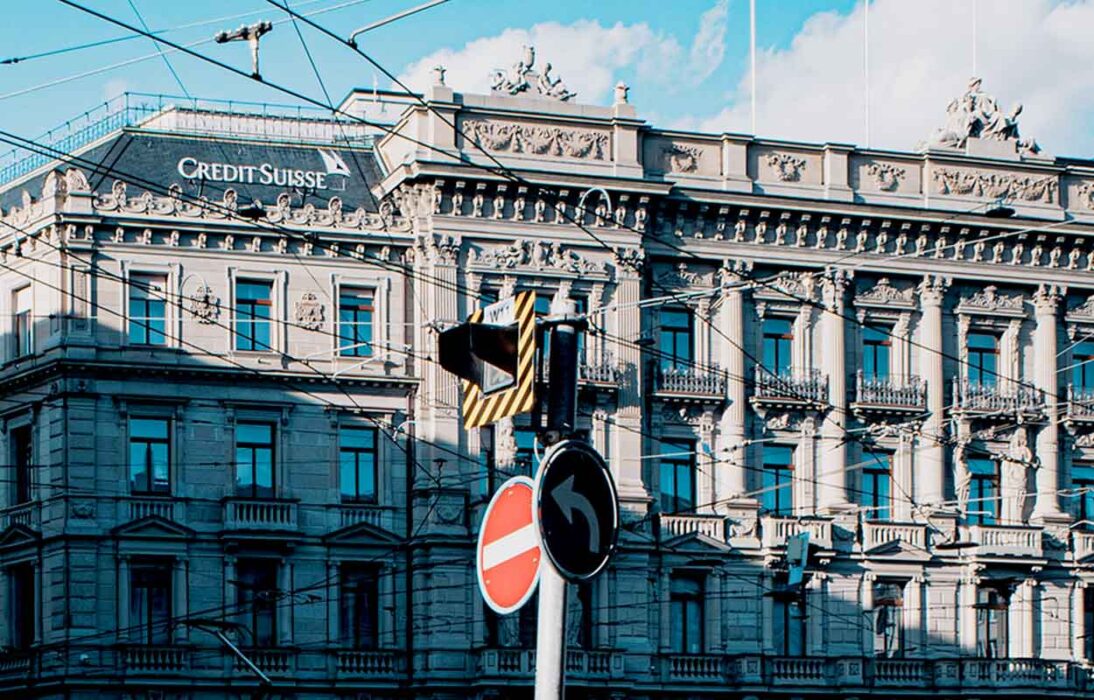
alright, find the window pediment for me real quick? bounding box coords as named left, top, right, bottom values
left=956, top=286, right=1027, bottom=319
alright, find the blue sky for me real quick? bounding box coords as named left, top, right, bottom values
left=3, top=1, right=1093, bottom=156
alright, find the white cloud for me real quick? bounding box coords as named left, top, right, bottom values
left=398, top=2, right=729, bottom=104
left=686, top=0, right=1094, bottom=156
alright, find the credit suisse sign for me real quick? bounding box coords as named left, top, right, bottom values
left=176, top=148, right=352, bottom=190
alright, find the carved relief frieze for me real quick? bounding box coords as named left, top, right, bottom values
left=466, top=239, right=606, bottom=276
left=462, top=118, right=610, bottom=161
left=764, top=153, right=806, bottom=182
left=956, top=285, right=1026, bottom=315
left=933, top=167, right=1057, bottom=203
left=295, top=292, right=324, bottom=331
left=865, top=162, right=907, bottom=192
left=655, top=262, right=715, bottom=289
left=854, top=278, right=916, bottom=308
left=660, top=144, right=703, bottom=174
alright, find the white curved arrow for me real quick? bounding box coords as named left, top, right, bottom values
left=551, top=474, right=600, bottom=552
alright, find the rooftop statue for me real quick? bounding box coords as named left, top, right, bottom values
left=490, top=45, right=576, bottom=102
left=920, top=77, right=1040, bottom=156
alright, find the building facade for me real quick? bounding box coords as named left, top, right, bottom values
left=4, top=54, right=1094, bottom=698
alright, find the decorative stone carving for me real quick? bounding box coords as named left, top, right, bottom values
left=467, top=239, right=605, bottom=275
left=661, top=144, right=702, bottom=174
left=612, top=246, right=645, bottom=275
left=920, top=77, right=1040, bottom=155
left=462, top=119, right=609, bottom=161
left=865, top=162, right=906, bottom=191
left=1068, top=295, right=1094, bottom=322
left=189, top=285, right=220, bottom=324
left=764, top=153, right=806, bottom=182
left=415, top=233, right=461, bottom=266
left=64, top=168, right=90, bottom=193
left=295, top=292, right=324, bottom=331
left=933, top=167, right=1056, bottom=203
left=1078, top=183, right=1094, bottom=211
left=855, top=278, right=915, bottom=307
left=655, top=263, right=715, bottom=289
left=958, top=285, right=1025, bottom=313
left=489, top=45, right=575, bottom=101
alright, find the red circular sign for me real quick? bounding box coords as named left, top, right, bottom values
left=477, top=476, right=542, bottom=614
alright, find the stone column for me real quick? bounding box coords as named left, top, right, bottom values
left=918, top=276, right=950, bottom=508
left=1074, top=582, right=1087, bottom=661
left=861, top=573, right=876, bottom=655
left=717, top=261, right=751, bottom=505
left=328, top=561, right=340, bottom=644
left=611, top=248, right=647, bottom=507
left=959, top=574, right=978, bottom=656
left=173, top=558, right=189, bottom=642
left=905, top=577, right=925, bottom=657
left=818, top=270, right=850, bottom=512
left=1033, top=284, right=1068, bottom=522
left=277, top=560, right=293, bottom=646
left=117, top=555, right=130, bottom=642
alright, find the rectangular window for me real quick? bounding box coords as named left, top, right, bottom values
left=862, top=451, right=892, bottom=522
left=236, top=559, right=278, bottom=647
left=659, top=308, right=693, bottom=372
left=573, top=296, right=588, bottom=362
left=10, top=425, right=31, bottom=506
left=659, top=439, right=695, bottom=514
left=12, top=286, right=31, bottom=359
left=130, top=561, right=172, bottom=645
left=129, top=418, right=170, bottom=495
left=976, top=586, right=1009, bottom=658
left=235, top=422, right=275, bottom=498
left=862, top=327, right=891, bottom=381
left=235, top=280, right=272, bottom=351
left=968, top=458, right=999, bottom=525
left=873, top=581, right=904, bottom=657
left=128, top=274, right=167, bottom=346
left=339, top=565, right=379, bottom=649
left=340, top=426, right=378, bottom=503
left=1075, top=341, right=1094, bottom=392
left=573, top=582, right=594, bottom=650
left=9, top=563, right=33, bottom=650
left=773, top=594, right=806, bottom=656
left=535, top=293, right=553, bottom=361
left=762, top=445, right=794, bottom=516
left=338, top=288, right=374, bottom=357
left=514, top=427, right=541, bottom=477
left=669, top=574, right=703, bottom=654
left=1072, top=464, right=1094, bottom=527
left=762, top=318, right=794, bottom=376
left=968, top=332, right=999, bottom=387
left=1085, top=588, right=1094, bottom=662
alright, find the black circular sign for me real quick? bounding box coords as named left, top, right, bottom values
left=535, top=440, right=619, bottom=582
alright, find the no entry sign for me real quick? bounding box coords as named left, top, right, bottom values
left=477, top=476, right=542, bottom=614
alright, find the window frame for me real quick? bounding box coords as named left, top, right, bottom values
left=761, top=445, right=795, bottom=516
left=862, top=326, right=892, bottom=382
left=130, top=559, right=172, bottom=645
left=339, top=563, right=380, bottom=650
left=669, top=573, right=705, bottom=654
left=976, top=585, right=1010, bottom=659
left=339, top=425, right=379, bottom=503
left=9, top=562, right=34, bottom=650
left=1075, top=341, right=1094, bottom=392
left=128, top=416, right=171, bottom=495
left=1072, top=463, right=1094, bottom=527
left=659, top=308, right=694, bottom=372
left=234, top=421, right=276, bottom=499
left=772, top=590, right=806, bottom=656
left=11, top=285, right=32, bottom=360
left=659, top=438, right=696, bottom=514
left=967, top=332, right=1000, bottom=387
left=236, top=559, right=279, bottom=647
left=9, top=423, right=32, bottom=506
left=337, top=286, right=376, bottom=358
left=127, top=273, right=169, bottom=347
left=967, top=457, right=999, bottom=525
left=762, top=317, right=794, bottom=377
left=861, top=450, right=892, bottom=522
left=873, top=580, right=905, bottom=658
left=234, top=278, right=274, bottom=352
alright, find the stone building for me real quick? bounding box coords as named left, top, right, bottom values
left=2, top=50, right=1094, bottom=698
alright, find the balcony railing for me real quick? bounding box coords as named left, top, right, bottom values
left=336, top=503, right=393, bottom=531
left=654, top=365, right=727, bottom=397
left=236, top=648, right=294, bottom=675
left=566, top=650, right=619, bottom=678
left=862, top=522, right=928, bottom=550
left=334, top=650, right=404, bottom=677
left=121, top=645, right=189, bottom=673
left=953, top=379, right=1043, bottom=414
left=665, top=654, right=725, bottom=681
left=968, top=524, right=1043, bottom=558
left=769, top=656, right=827, bottom=684
left=753, top=367, right=827, bottom=405
left=872, top=659, right=930, bottom=685
left=854, top=372, right=926, bottom=410
left=126, top=497, right=176, bottom=522
left=658, top=513, right=726, bottom=541
left=479, top=648, right=536, bottom=676
left=0, top=501, right=40, bottom=530
left=578, top=358, right=624, bottom=385
left=223, top=498, right=298, bottom=531
left=761, top=516, right=833, bottom=549
left=1067, top=385, right=1094, bottom=420
left=1074, top=531, right=1094, bottom=562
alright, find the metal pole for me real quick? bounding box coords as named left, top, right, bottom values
left=534, top=298, right=580, bottom=699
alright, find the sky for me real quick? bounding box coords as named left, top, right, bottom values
left=2, top=0, right=1094, bottom=159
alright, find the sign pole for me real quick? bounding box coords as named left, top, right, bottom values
left=534, top=299, right=579, bottom=700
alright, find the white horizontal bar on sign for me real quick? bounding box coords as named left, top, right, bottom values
left=482, top=522, right=538, bottom=570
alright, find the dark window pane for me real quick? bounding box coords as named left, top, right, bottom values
left=339, top=288, right=375, bottom=357
left=340, top=426, right=378, bottom=502
left=11, top=426, right=32, bottom=505
left=130, top=561, right=172, bottom=645
left=762, top=446, right=794, bottom=515
left=235, top=280, right=273, bottom=351
left=236, top=560, right=278, bottom=647
left=340, top=565, right=379, bottom=649
left=236, top=422, right=275, bottom=498
left=128, top=418, right=170, bottom=495
left=9, top=563, right=34, bottom=650
left=659, top=440, right=695, bottom=514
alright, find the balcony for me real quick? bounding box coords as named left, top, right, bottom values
left=223, top=498, right=299, bottom=532
left=1066, top=385, right=1094, bottom=424
left=658, top=513, right=726, bottom=542
left=335, top=503, right=395, bottom=531
left=652, top=364, right=727, bottom=402
left=578, top=358, right=624, bottom=388
left=862, top=521, right=928, bottom=551
left=852, top=372, right=926, bottom=418
left=566, top=650, right=621, bottom=680
left=960, top=658, right=1068, bottom=688
left=752, top=367, right=827, bottom=409
left=334, top=650, right=404, bottom=678
left=953, top=379, right=1043, bottom=417
left=236, top=648, right=295, bottom=675
left=0, top=501, right=40, bottom=530
left=871, top=659, right=930, bottom=686
left=479, top=648, right=535, bottom=677
left=120, top=645, right=190, bottom=673
left=125, top=496, right=177, bottom=522
left=760, top=516, right=833, bottom=550
left=768, top=656, right=827, bottom=685
left=1074, top=530, right=1094, bottom=562
left=662, top=654, right=726, bottom=682
left=968, top=524, right=1043, bottom=558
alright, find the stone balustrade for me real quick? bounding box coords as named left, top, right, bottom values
left=479, top=649, right=536, bottom=676
left=1, top=501, right=39, bottom=531
left=761, top=516, right=833, bottom=549
left=1067, top=385, right=1094, bottom=420
left=659, top=513, right=726, bottom=541
left=565, top=650, right=620, bottom=678
left=126, top=497, right=176, bottom=522
left=1074, top=531, right=1094, bottom=562
left=969, top=524, right=1043, bottom=558
left=121, top=645, right=190, bottom=673
left=336, top=503, right=391, bottom=530
left=863, top=521, right=928, bottom=550
left=954, top=379, right=1043, bottom=414
left=223, top=498, right=298, bottom=531
left=769, top=656, right=827, bottom=684
left=665, top=654, right=725, bottom=681
left=753, top=367, right=828, bottom=405
left=237, top=649, right=294, bottom=675
left=334, top=650, right=404, bottom=677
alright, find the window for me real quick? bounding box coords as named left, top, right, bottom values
left=976, top=585, right=1010, bottom=658
left=340, top=426, right=378, bottom=503
left=659, top=308, right=693, bottom=372
left=762, top=318, right=794, bottom=376
left=12, top=286, right=31, bottom=358
left=968, top=332, right=999, bottom=387
left=514, top=427, right=540, bottom=477
left=338, top=288, right=374, bottom=357
left=862, top=327, right=891, bottom=381
left=773, top=590, right=805, bottom=656
left=670, top=574, right=704, bottom=654
left=573, top=296, right=588, bottom=362
left=967, top=458, right=999, bottom=525
left=659, top=439, right=695, bottom=514
left=9, top=563, right=33, bottom=650
left=1085, top=588, right=1094, bottom=662
left=339, top=565, right=378, bottom=649
left=236, top=559, right=278, bottom=647
left=129, top=418, right=170, bottom=495
left=10, top=425, right=31, bottom=506
left=235, top=422, right=275, bottom=498
left=130, top=561, right=172, bottom=645
left=535, top=293, right=553, bottom=360
left=129, top=274, right=167, bottom=346
left=762, top=445, right=794, bottom=516
left=573, top=582, right=594, bottom=650
left=1072, top=464, right=1094, bottom=527
left=873, top=581, right=905, bottom=657
left=862, top=451, right=892, bottom=522
left=1075, top=341, right=1094, bottom=392
left=235, top=280, right=272, bottom=351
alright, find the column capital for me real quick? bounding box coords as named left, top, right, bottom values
left=612, top=246, right=645, bottom=278
left=1033, top=283, right=1066, bottom=315
left=918, top=274, right=951, bottom=306
left=820, top=267, right=853, bottom=310
left=718, top=258, right=753, bottom=292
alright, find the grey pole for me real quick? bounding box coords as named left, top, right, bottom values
left=534, top=298, right=580, bottom=700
